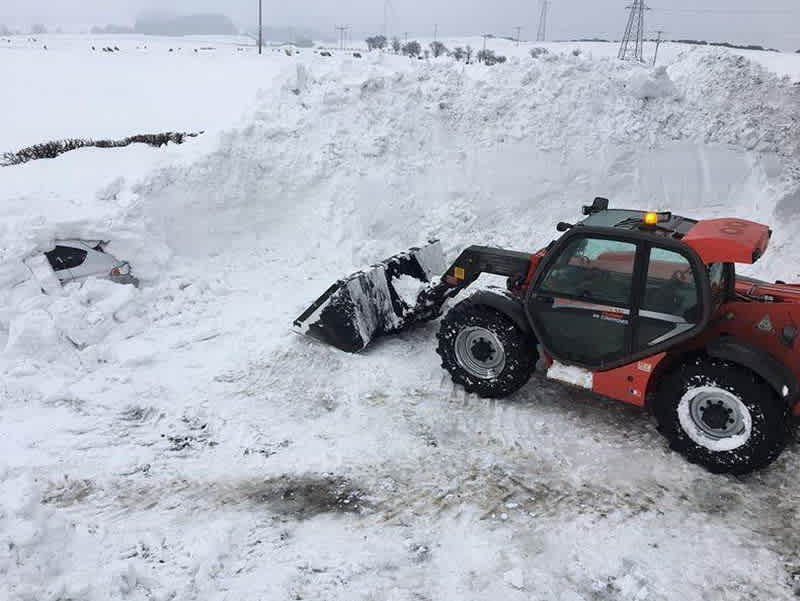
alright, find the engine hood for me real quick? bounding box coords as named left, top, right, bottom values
left=683, top=219, right=771, bottom=265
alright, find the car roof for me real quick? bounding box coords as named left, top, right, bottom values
left=55, top=239, right=104, bottom=249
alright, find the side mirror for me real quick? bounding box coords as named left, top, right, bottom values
left=582, top=197, right=609, bottom=215
left=556, top=222, right=573, bottom=232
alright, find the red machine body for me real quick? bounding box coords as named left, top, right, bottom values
left=513, top=216, right=799, bottom=414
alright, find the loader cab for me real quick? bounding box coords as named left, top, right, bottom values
left=525, top=211, right=713, bottom=370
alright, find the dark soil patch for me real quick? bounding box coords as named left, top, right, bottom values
left=235, top=474, right=368, bottom=519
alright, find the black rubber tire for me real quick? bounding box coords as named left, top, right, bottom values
left=653, top=356, right=790, bottom=474
left=436, top=301, right=538, bottom=399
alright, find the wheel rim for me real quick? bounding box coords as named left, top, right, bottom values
left=453, top=326, right=506, bottom=380
left=677, top=386, right=753, bottom=452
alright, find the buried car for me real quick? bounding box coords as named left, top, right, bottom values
left=40, top=240, right=139, bottom=287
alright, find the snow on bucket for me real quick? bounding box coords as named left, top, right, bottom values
left=293, top=241, right=447, bottom=352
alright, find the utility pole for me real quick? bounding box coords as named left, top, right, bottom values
left=336, top=25, right=349, bottom=50
left=258, top=0, right=263, bottom=54
left=479, top=32, right=491, bottom=61
left=618, top=0, right=650, bottom=62
left=652, top=29, right=664, bottom=65
left=536, top=0, right=550, bottom=42
left=513, top=26, right=523, bottom=46
left=404, top=31, right=409, bottom=43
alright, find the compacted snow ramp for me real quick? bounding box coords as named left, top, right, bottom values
left=293, top=241, right=447, bottom=351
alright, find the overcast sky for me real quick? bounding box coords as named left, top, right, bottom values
left=2, top=0, right=799, bottom=50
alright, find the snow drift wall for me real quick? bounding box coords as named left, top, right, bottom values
left=135, top=49, right=800, bottom=279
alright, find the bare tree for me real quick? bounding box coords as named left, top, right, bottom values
left=366, top=35, right=388, bottom=51
left=429, top=40, right=448, bottom=58
left=476, top=49, right=507, bottom=65
left=465, top=45, right=473, bottom=64
left=452, top=46, right=466, bottom=61
left=391, top=36, right=401, bottom=54
left=402, top=40, right=421, bottom=57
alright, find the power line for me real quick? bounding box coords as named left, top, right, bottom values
left=536, top=0, right=551, bottom=42
left=652, top=8, right=795, bottom=15
left=618, top=0, right=650, bottom=62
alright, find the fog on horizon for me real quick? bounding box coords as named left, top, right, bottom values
left=2, top=0, right=799, bottom=50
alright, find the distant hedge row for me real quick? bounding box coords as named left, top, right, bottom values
left=671, top=39, right=780, bottom=53
left=1, top=131, right=202, bottom=167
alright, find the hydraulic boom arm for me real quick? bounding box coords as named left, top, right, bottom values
left=293, top=241, right=534, bottom=352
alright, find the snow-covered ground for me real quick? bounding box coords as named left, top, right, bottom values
left=2, top=35, right=800, bottom=601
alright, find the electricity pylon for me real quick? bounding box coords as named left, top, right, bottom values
left=536, top=0, right=550, bottom=42
left=618, top=0, right=649, bottom=62
left=335, top=25, right=350, bottom=50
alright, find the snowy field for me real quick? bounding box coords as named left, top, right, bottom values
left=2, top=34, right=800, bottom=600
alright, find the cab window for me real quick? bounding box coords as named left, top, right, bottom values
left=538, top=237, right=637, bottom=307
left=636, top=247, right=699, bottom=348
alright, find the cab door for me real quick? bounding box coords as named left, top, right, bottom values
left=633, top=246, right=703, bottom=352
left=526, top=230, right=711, bottom=371
left=526, top=234, right=642, bottom=368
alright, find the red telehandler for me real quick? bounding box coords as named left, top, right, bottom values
left=295, top=198, right=799, bottom=473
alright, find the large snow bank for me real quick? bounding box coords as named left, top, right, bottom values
left=134, top=48, right=799, bottom=275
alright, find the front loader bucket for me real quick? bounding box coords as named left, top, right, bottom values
left=293, top=241, right=447, bottom=352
